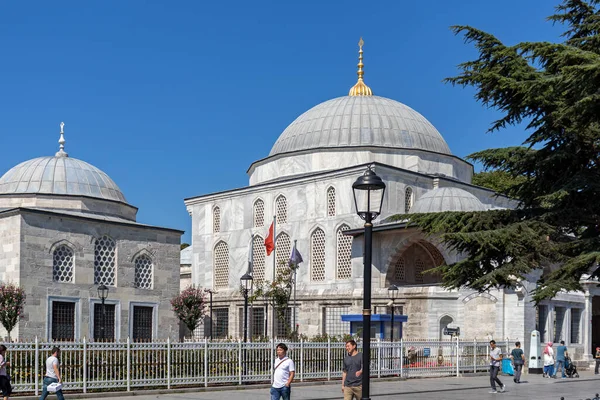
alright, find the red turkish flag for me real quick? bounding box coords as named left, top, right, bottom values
left=264, top=222, right=274, bottom=256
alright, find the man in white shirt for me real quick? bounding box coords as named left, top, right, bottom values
left=39, top=346, right=65, bottom=400
left=489, top=340, right=505, bottom=394
left=271, top=343, right=295, bottom=400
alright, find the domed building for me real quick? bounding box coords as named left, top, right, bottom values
left=185, top=41, right=590, bottom=360
left=0, top=123, right=182, bottom=341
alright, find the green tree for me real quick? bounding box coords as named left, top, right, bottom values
left=472, top=171, right=526, bottom=198
left=390, top=0, right=600, bottom=302
left=0, top=283, right=26, bottom=341
left=171, top=285, right=208, bottom=334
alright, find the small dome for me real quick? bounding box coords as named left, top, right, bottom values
left=269, top=96, right=452, bottom=157
left=410, top=187, right=486, bottom=214
left=0, top=156, right=127, bottom=203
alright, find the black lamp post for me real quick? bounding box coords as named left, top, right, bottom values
left=352, top=165, right=386, bottom=400
left=97, top=284, right=109, bottom=341
left=240, top=273, right=254, bottom=343
left=387, top=284, right=399, bottom=342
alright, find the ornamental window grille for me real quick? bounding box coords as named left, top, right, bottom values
left=252, top=235, right=266, bottom=283
left=134, top=254, right=153, bottom=289
left=405, top=187, right=413, bottom=213
left=324, top=306, right=350, bottom=336
left=213, top=308, right=229, bottom=338
left=419, top=241, right=445, bottom=266
left=327, top=187, right=336, bottom=217
left=276, top=307, right=293, bottom=338
left=93, top=303, right=116, bottom=341
left=253, top=199, right=265, bottom=227
left=311, top=228, right=326, bottom=281
left=94, top=235, right=116, bottom=286
left=336, top=225, right=352, bottom=279
left=213, top=207, right=221, bottom=233
left=275, top=195, right=287, bottom=224
left=276, top=233, right=291, bottom=276
left=571, top=308, right=582, bottom=344
left=132, top=306, right=153, bottom=342
left=213, top=241, right=229, bottom=289
left=415, top=258, right=425, bottom=284
left=51, top=301, right=75, bottom=341
left=394, top=257, right=406, bottom=282
left=53, top=245, right=74, bottom=283
left=251, top=306, right=265, bottom=338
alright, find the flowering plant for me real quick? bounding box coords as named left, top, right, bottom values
left=0, top=282, right=26, bottom=340
left=171, top=286, right=208, bottom=333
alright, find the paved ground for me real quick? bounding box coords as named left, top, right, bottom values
left=25, top=371, right=600, bottom=400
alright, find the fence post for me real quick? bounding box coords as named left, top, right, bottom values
left=126, top=337, right=131, bottom=392
left=83, top=337, right=87, bottom=393
left=327, top=337, right=331, bottom=381
left=456, top=336, right=460, bottom=377
left=167, top=337, right=171, bottom=389
left=300, top=338, right=304, bottom=382
left=238, top=339, right=243, bottom=385
left=473, top=339, right=477, bottom=374
left=204, top=338, right=208, bottom=387
left=399, top=338, right=403, bottom=379
left=377, top=339, right=381, bottom=378
left=35, top=337, right=39, bottom=396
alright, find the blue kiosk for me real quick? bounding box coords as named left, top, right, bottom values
left=341, top=314, right=408, bottom=340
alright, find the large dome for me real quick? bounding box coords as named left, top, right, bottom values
left=0, top=156, right=127, bottom=203
left=269, top=95, right=452, bottom=157
left=409, top=187, right=486, bottom=214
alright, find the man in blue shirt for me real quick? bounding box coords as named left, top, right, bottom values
left=554, top=340, right=568, bottom=378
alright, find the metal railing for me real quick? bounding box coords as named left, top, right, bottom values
left=5, top=337, right=513, bottom=395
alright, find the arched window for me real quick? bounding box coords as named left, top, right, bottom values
left=405, top=187, right=413, bottom=213
left=213, top=241, right=229, bottom=289
left=53, top=245, right=74, bottom=283
left=415, top=258, right=425, bottom=284
left=276, top=232, right=291, bottom=276
left=252, top=235, right=266, bottom=282
left=310, top=228, right=326, bottom=281
left=327, top=187, right=336, bottom=217
left=393, top=257, right=406, bottom=283
left=336, top=225, right=352, bottom=279
left=134, top=254, right=153, bottom=289
left=275, top=195, right=287, bottom=224
left=213, top=206, right=221, bottom=233
left=253, top=199, right=265, bottom=228
left=94, top=235, right=116, bottom=286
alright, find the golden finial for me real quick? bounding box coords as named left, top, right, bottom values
left=349, top=37, right=373, bottom=96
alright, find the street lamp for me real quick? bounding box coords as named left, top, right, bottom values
left=387, top=284, right=399, bottom=342
left=97, top=284, right=109, bottom=341
left=352, top=165, right=386, bottom=400
left=240, top=273, right=254, bottom=343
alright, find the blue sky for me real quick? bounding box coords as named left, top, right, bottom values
left=0, top=1, right=564, bottom=243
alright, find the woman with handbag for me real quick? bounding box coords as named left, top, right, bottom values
left=0, top=345, right=12, bottom=400
left=510, top=341, right=525, bottom=383
left=543, top=342, right=555, bottom=378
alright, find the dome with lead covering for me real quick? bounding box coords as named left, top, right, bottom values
left=409, top=187, right=486, bottom=214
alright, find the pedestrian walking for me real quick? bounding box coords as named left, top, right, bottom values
left=0, top=345, right=12, bottom=400
left=543, top=342, right=554, bottom=378
left=510, top=341, right=525, bottom=384
left=489, top=340, right=505, bottom=394
left=39, top=347, right=64, bottom=400
left=595, top=347, right=600, bottom=375
left=554, top=340, right=568, bottom=378
left=342, top=339, right=363, bottom=400
left=270, top=343, right=294, bottom=400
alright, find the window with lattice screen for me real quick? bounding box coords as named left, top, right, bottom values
left=213, top=241, right=229, bottom=289
left=336, top=225, right=352, bottom=279
left=252, top=235, right=266, bottom=282
left=53, top=245, right=74, bottom=283
left=94, top=235, right=116, bottom=286
left=276, top=232, right=291, bottom=276
left=213, top=207, right=221, bottom=233
left=404, top=187, right=413, bottom=213
left=275, top=195, right=287, bottom=223
left=253, top=199, right=265, bottom=227
left=327, top=187, right=336, bottom=217
left=311, top=228, right=326, bottom=281
left=415, top=258, right=425, bottom=284
left=394, top=257, right=406, bottom=282
left=134, top=254, right=153, bottom=289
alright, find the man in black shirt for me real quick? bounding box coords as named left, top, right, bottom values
left=342, top=339, right=363, bottom=400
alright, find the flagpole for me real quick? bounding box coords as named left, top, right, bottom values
left=293, top=239, right=297, bottom=335
left=271, top=215, right=276, bottom=341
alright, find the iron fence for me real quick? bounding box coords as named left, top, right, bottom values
left=4, top=337, right=513, bottom=395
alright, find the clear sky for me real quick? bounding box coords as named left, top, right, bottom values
left=1, top=1, right=564, bottom=243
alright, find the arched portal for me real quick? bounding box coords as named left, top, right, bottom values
left=386, top=240, right=444, bottom=286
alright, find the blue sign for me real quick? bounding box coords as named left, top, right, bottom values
left=423, top=348, right=430, bottom=357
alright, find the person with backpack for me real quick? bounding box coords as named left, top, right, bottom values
left=510, top=341, right=525, bottom=383
left=271, top=343, right=294, bottom=400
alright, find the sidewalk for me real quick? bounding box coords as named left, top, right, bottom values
left=18, top=371, right=600, bottom=400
